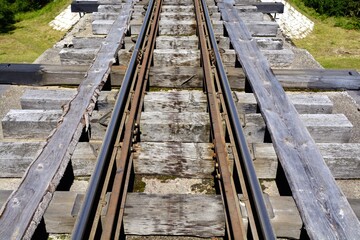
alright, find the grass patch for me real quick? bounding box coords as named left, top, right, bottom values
left=288, top=0, right=360, bottom=71
left=133, top=175, right=146, bottom=192
left=0, top=0, right=71, bottom=63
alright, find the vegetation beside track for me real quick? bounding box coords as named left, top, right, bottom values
left=288, top=0, right=360, bottom=71
left=0, top=0, right=71, bottom=63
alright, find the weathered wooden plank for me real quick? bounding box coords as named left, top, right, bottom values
left=35, top=190, right=360, bottom=235
left=2, top=109, right=62, bottom=139
left=133, top=142, right=214, bottom=178
left=92, top=19, right=114, bottom=35
left=59, top=48, right=98, bottom=65
left=159, top=20, right=196, bottom=35
left=234, top=92, right=333, bottom=114
left=0, top=142, right=45, bottom=177
left=160, top=12, right=195, bottom=21
left=254, top=37, right=283, bottom=50
left=252, top=142, right=360, bottom=179
left=153, top=49, right=200, bottom=66
left=21, top=89, right=114, bottom=111
left=243, top=113, right=352, bottom=143
left=239, top=194, right=302, bottom=239
left=44, top=191, right=80, bottom=233
left=0, top=191, right=14, bottom=209
left=317, top=143, right=360, bottom=178
left=72, top=37, right=105, bottom=49
left=253, top=143, right=360, bottom=179
left=268, top=196, right=302, bottom=238
left=140, top=112, right=210, bottom=142
left=251, top=143, right=278, bottom=179
left=276, top=69, right=360, bottom=90
left=0, top=4, right=132, bottom=238
left=1, top=64, right=359, bottom=90
left=123, top=193, right=225, bottom=237
left=155, top=36, right=198, bottom=49
left=219, top=2, right=360, bottom=238
left=144, top=90, right=207, bottom=112
left=92, top=12, right=120, bottom=21
left=0, top=142, right=100, bottom=178
left=212, top=20, right=279, bottom=37
left=163, top=0, right=193, bottom=5
left=161, top=5, right=194, bottom=13
left=20, top=89, right=77, bottom=110
left=149, top=66, right=203, bottom=88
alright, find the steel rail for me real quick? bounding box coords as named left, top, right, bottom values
left=194, top=0, right=246, bottom=238
left=200, top=0, right=276, bottom=238
left=101, top=0, right=162, bottom=237
left=71, top=0, right=156, bottom=238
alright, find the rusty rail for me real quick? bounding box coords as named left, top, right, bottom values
left=195, top=0, right=276, bottom=238
left=71, top=0, right=160, bottom=237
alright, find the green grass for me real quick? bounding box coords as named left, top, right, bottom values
left=0, top=0, right=71, bottom=63
left=288, top=0, right=360, bottom=71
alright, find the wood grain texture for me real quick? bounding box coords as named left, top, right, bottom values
left=2, top=109, right=62, bottom=139
left=243, top=113, right=352, bottom=143
left=253, top=143, right=360, bottom=179
left=2, top=190, right=360, bottom=235
left=123, top=193, right=225, bottom=237
left=140, top=112, right=210, bottom=142
left=234, top=92, right=333, bottom=114
left=20, top=89, right=77, bottom=110
left=1, top=64, right=358, bottom=90
left=133, top=142, right=214, bottom=178
left=144, top=90, right=207, bottom=112
left=0, top=4, right=132, bottom=239
left=219, top=2, right=360, bottom=238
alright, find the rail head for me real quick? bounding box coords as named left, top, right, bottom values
left=199, top=0, right=276, bottom=239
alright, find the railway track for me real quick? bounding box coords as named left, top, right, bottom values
left=0, top=0, right=360, bottom=239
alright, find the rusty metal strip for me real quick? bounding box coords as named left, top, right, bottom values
left=194, top=0, right=246, bottom=238
left=100, top=0, right=162, bottom=238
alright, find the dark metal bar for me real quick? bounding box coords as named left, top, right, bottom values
left=252, top=2, right=284, bottom=14
left=71, top=0, right=155, bottom=238
left=201, top=0, right=276, bottom=239
left=194, top=0, right=246, bottom=238
left=71, top=1, right=99, bottom=13
left=101, top=0, right=161, bottom=237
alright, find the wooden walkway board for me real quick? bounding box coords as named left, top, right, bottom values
left=133, top=142, right=214, bottom=178
left=123, top=193, right=225, bottom=237
left=219, top=2, right=360, bottom=238
left=0, top=3, right=132, bottom=238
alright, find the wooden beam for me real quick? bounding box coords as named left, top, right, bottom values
left=133, top=142, right=214, bottom=178
left=123, top=193, right=225, bottom=237
left=1, top=64, right=359, bottom=90
left=0, top=4, right=132, bottom=239
left=219, top=2, right=360, bottom=238
left=24, top=190, right=360, bottom=238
